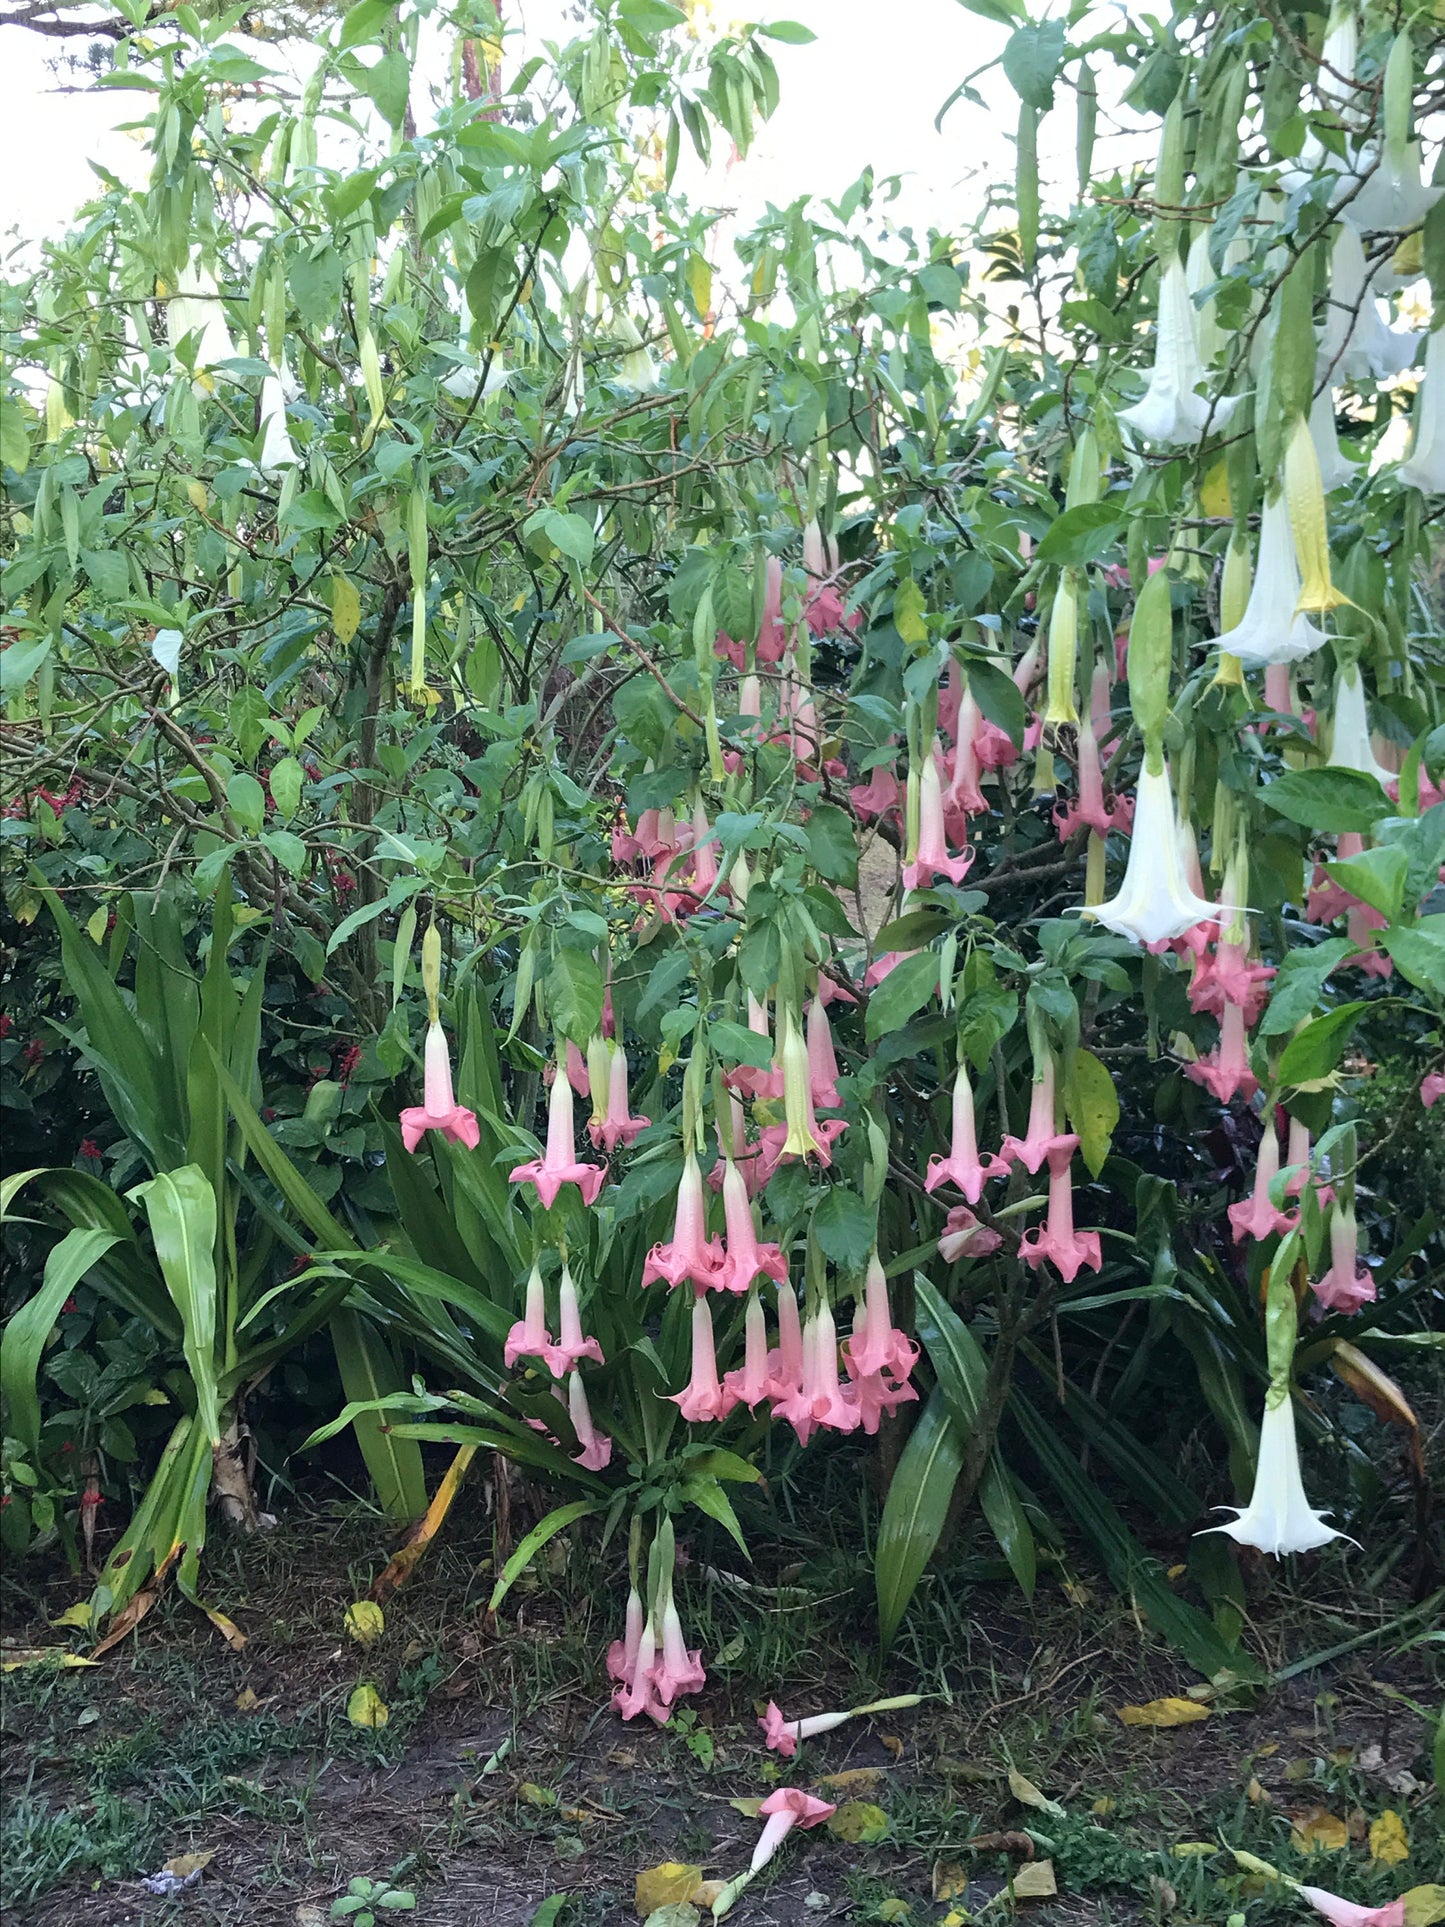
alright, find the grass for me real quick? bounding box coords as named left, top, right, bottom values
left=0, top=1482, right=1441, bottom=1926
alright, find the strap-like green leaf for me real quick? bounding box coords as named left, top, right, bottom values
left=1, top=1227, right=119, bottom=1459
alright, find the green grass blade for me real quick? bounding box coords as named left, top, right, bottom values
left=488, top=1500, right=604, bottom=1614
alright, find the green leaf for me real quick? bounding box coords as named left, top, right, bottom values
left=913, top=1276, right=1036, bottom=1600
left=708, top=1018, right=773, bottom=1069
left=876, top=1384, right=963, bottom=1651
left=756, top=17, right=815, bottom=41
left=1324, top=845, right=1410, bottom=924
left=1277, top=1001, right=1369, bottom=1085
left=1259, top=938, right=1357, bottom=1035
left=1380, top=924, right=1445, bottom=995
left=82, top=548, right=130, bottom=600
left=227, top=771, right=266, bottom=835
left=1, top=636, right=51, bottom=695
left=681, top=1473, right=750, bottom=1554
left=1264, top=768, right=1392, bottom=834
left=806, top=801, right=859, bottom=887
left=341, top=46, right=410, bottom=130
left=547, top=511, right=595, bottom=567
left=269, top=757, right=304, bottom=820
left=1034, top=502, right=1122, bottom=567
left=337, top=0, right=396, bottom=49
left=893, top=576, right=928, bottom=644
left=1002, top=19, right=1066, bottom=110
left=288, top=245, right=342, bottom=329
left=488, top=1501, right=604, bottom=1614
left=963, top=655, right=1028, bottom=747
left=548, top=945, right=604, bottom=1043
left=865, top=951, right=940, bottom=1041
left=811, top=1186, right=875, bottom=1269
left=0, top=1228, right=119, bottom=1459
left=330, top=1311, right=428, bottom=1523
left=873, top=909, right=957, bottom=952
left=127, top=1166, right=221, bottom=1447
left=0, top=403, right=30, bottom=474
left=1064, top=1047, right=1119, bottom=1178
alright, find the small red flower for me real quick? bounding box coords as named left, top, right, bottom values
left=0, top=1014, right=11, bottom=1038
left=23, top=1038, right=45, bottom=1067
left=78, top=1492, right=104, bottom=1510
left=336, top=1045, right=362, bottom=1085
left=78, top=1139, right=101, bottom=1161
left=61, top=1296, right=78, bottom=1314
left=60, top=1440, right=74, bottom=1454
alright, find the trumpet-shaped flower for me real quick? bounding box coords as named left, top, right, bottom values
left=510, top=1062, right=607, bottom=1208
left=611, top=1608, right=666, bottom=1724
left=806, top=994, right=841, bottom=1110
left=553, top=1262, right=605, bottom=1372
left=1204, top=1395, right=1341, bottom=1556
left=606, top=1582, right=645, bottom=1686
left=1087, top=760, right=1220, bottom=947
left=1054, top=703, right=1132, bottom=841
left=850, top=759, right=901, bottom=822
left=903, top=750, right=973, bottom=890
left=1119, top=256, right=1239, bottom=446
left=773, top=1298, right=857, bottom=1442
left=758, top=1703, right=854, bottom=1757
left=717, top=1158, right=788, bottom=1294
left=257, top=374, right=299, bottom=477
left=749, top=1788, right=837, bottom=1872
left=587, top=1040, right=650, bottom=1153
left=1019, top=1143, right=1102, bottom=1283
left=779, top=1006, right=826, bottom=1162
left=1000, top=1051, right=1078, bottom=1176
left=1283, top=1115, right=1335, bottom=1210
left=669, top=1290, right=739, bottom=1423
left=726, top=993, right=784, bottom=1102
left=1313, top=1203, right=1377, bottom=1316
left=565, top=1368, right=612, bottom=1472
left=650, top=1562, right=706, bottom=1706
left=1298, top=1887, right=1406, bottom=1927
left=1326, top=664, right=1395, bottom=787
left=1213, top=490, right=1327, bottom=668
left=643, top=1152, right=726, bottom=1289
left=1184, top=1000, right=1258, bottom=1105
left=843, top=1252, right=919, bottom=1383
left=401, top=1022, right=481, bottom=1152
left=504, top=1263, right=556, bottom=1371
left=1344, top=142, right=1444, bottom=235
left=925, top=1060, right=1009, bottom=1201
left=1318, top=225, right=1418, bottom=382
left=1228, top=1117, right=1300, bottom=1243
left=938, top=1205, right=1003, bottom=1263
left=1397, top=323, right=1445, bottom=495
left=723, top=1287, right=773, bottom=1408
left=1310, top=387, right=1355, bottom=493
left=1421, top=1071, right=1445, bottom=1109
left=166, top=255, right=237, bottom=379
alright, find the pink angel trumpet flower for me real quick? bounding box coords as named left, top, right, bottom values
left=759, top=1692, right=924, bottom=1759
left=800, top=1296, right=860, bottom=1434
left=723, top=1287, right=773, bottom=1408
left=509, top=1060, right=607, bottom=1208
left=1228, top=1116, right=1301, bottom=1243
left=643, top=1151, right=726, bottom=1288
left=943, top=693, right=988, bottom=824
left=903, top=749, right=973, bottom=890
left=864, top=948, right=915, bottom=988
left=553, top=1262, right=605, bottom=1372
left=778, top=1004, right=846, bottom=1165
left=1348, top=898, right=1394, bottom=979
left=843, top=1251, right=919, bottom=1382
left=726, top=993, right=784, bottom=1102
left=938, top=1205, right=1004, bottom=1263
left=565, top=1038, right=591, bottom=1098
left=1000, top=1052, right=1077, bottom=1176
left=1019, top=1142, right=1103, bottom=1284
left=1184, top=1000, right=1259, bottom=1104
left=588, top=1040, right=650, bottom=1153
left=749, top=1787, right=837, bottom=1872
left=850, top=758, right=901, bottom=822
left=717, top=1157, right=788, bottom=1294
left=849, top=1357, right=919, bottom=1434
left=1203, top=1394, right=1341, bottom=1556
left=504, top=1263, right=557, bottom=1371
left=670, top=1288, right=739, bottom=1423
left=1298, top=1886, right=1406, bottom=1927
left=1307, top=831, right=1364, bottom=924
left=566, top=1368, right=612, bottom=1472
left=765, top=1280, right=806, bottom=1406
left=1054, top=706, right=1131, bottom=842
left=400, top=1021, right=481, bottom=1153
left=938, top=656, right=963, bottom=740
left=1312, top=1203, right=1377, bottom=1316
left=606, top=1582, right=646, bottom=1685
left=650, top=1575, right=706, bottom=1706
left=684, top=799, right=720, bottom=898
left=612, top=1608, right=668, bottom=1724
left=1421, top=1071, right=1445, bottom=1109
left=925, top=1060, right=1008, bottom=1202
left=1087, top=759, right=1220, bottom=948
left=806, top=993, right=841, bottom=1110
left=1283, top=1116, right=1335, bottom=1209
left=756, top=554, right=788, bottom=662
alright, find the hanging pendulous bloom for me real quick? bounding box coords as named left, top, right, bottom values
left=400, top=1021, right=481, bottom=1152
left=1019, top=1143, right=1102, bottom=1283
left=925, top=1059, right=1008, bottom=1201
left=1397, top=323, right=1445, bottom=495
left=1205, top=1395, right=1341, bottom=1557
left=643, top=1152, right=726, bottom=1289
left=1119, top=255, right=1239, bottom=446
left=509, top=1054, right=607, bottom=1207
left=1087, top=760, right=1219, bottom=947
left=1213, top=490, right=1327, bottom=669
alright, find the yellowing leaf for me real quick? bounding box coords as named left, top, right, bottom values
left=827, top=1800, right=889, bottom=1844
left=727, top=1797, right=764, bottom=1817
left=0, top=1647, right=99, bottom=1671
left=1370, top=1811, right=1410, bottom=1865
left=819, top=1767, right=886, bottom=1796
left=50, top=1604, right=93, bottom=1630
left=234, top=1687, right=260, bottom=1711
left=1012, top=1859, right=1057, bottom=1899
left=640, top=1907, right=700, bottom=1927
left=893, top=576, right=928, bottom=645
left=685, top=254, right=712, bottom=317
left=344, top=1601, right=384, bottom=1647
left=1117, top=1698, right=1211, bottom=1728
left=186, top=479, right=209, bottom=512
left=1092, top=1797, right=1116, bottom=1817
left=933, top=1858, right=968, bottom=1901
left=1402, top=1886, right=1445, bottom=1927
left=331, top=573, right=361, bottom=645
left=86, top=907, right=108, bottom=944
left=1200, top=460, right=1231, bottom=518
left=163, top=1850, right=214, bottom=1878
left=634, top=1862, right=703, bottom=1916
left=880, top=1733, right=905, bottom=1762
left=1008, top=1768, right=1064, bottom=1818
left=875, top=1903, right=911, bottom=1923
left=520, top=1783, right=559, bottom=1808
left=1291, top=1808, right=1348, bottom=1853
left=346, top=1683, right=388, bottom=1728
left=1171, top=1843, right=1217, bottom=1858
left=1246, top=1778, right=1271, bottom=1806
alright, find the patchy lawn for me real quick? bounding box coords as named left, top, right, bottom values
left=1, top=1497, right=1440, bottom=1927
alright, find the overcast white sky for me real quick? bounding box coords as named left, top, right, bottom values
left=0, top=0, right=1098, bottom=255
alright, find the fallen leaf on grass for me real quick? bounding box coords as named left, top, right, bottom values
left=635, top=1862, right=703, bottom=1917
left=234, top=1688, right=260, bottom=1711
left=932, top=1859, right=968, bottom=1901
left=935, top=1757, right=1001, bottom=1785
left=691, top=1880, right=725, bottom=1907
left=1291, top=1807, right=1348, bottom=1852
left=826, top=1800, right=889, bottom=1844
left=346, top=1683, right=389, bottom=1729
left=964, top=1831, right=1034, bottom=1857
left=875, top=1902, right=910, bottom=1922
left=1402, top=1886, right=1445, bottom=1926
left=163, top=1851, right=214, bottom=1878
left=1246, top=1777, right=1270, bottom=1805
left=1117, top=1699, right=1210, bottom=1728
left=1092, top=1797, right=1116, bottom=1817
left=820, top=1767, right=885, bottom=1796
left=727, top=1796, right=764, bottom=1818
left=0, top=1647, right=99, bottom=1671
left=879, top=1733, right=904, bottom=1762
left=640, top=1907, right=698, bottom=1927
left=50, top=1603, right=92, bottom=1630
left=1171, top=1843, right=1217, bottom=1858
left=1148, top=1872, right=1177, bottom=1913
left=1008, top=1768, right=1065, bottom=1818
left=344, top=1601, right=384, bottom=1647
left=520, top=1783, right=559, bottom=1808
left=1371, top=1811, right=1410, bottom=1863
left=1012, top=1859, right=1057, bottom=1899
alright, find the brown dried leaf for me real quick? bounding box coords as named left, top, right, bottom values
left=819, top=1767, right=885, bottom=1797
left=163, top=1850, right=214, bottom=1878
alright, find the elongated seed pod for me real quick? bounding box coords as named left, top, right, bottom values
left=1127, top=563, right=1174, bottom=760
left=1017, top=102, right=1040, bottom=269
left=1075, top=60, right=1097, bottom=203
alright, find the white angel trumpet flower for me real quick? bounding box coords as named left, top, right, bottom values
left=1086, top=759, right=1219, bottom=947
left=613, top=314, right=659, bottom=392
left=1213, top=490, right=1327, bottom=668
left=1398, top=324, right=1445, bottom=496
left=1309, top=387, right=1353, bottom=493
left=1343, top=140, right=1444, bottom=235
left=1203, top=1396, right=1341, bottom=1557
left=1326, top=663, right=1395, bottom=786
left=257, top=375, right=299, bottom=478
left=440, top=356, right=509, bottom=403
left=1317, top=226, right=1418, bottom=383
left=166, top=255, right=237, bottom=379
left=1120, top=256, right=1239, bottom=446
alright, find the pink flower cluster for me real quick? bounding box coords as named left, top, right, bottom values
left=1306, top=832, right=1395, bottom=980
left=1183, top=870, right=1272, bottom=1106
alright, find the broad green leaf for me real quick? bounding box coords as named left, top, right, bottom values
left=865, top=951, right=940, bottom=1041
left=1381, top=924, right=1445, bottom=995
left=127, top=1166, right=221, bottom=1446
left=1324, top=845, right=1409, bottom=923
left=811, top=1186, right=875, bottom=1270
left=1259, top=938, right=1357, bottom=1035
left=330, top=1310, right=428, bottom=1523
left=0, top=1228, right=119, bottom=1458
left=1064, top=1047, right=1119, bottom=1178
left=1002, top=19, right=1066, bottom=110
left=806, top=802, right=859, bottom=886
left=1034, top=502, right=1122, bottom=566
left=876, top=1384, right=962, bottom=1650
left=1277, top=1002, right=1369, bottom=1086
left=1264, top=768, right=1392, bottom=834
